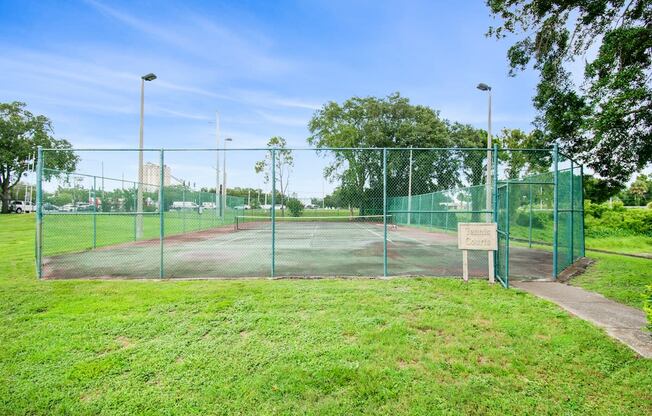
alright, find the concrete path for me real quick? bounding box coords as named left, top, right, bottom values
left=511, top=281, right=652, bottom=358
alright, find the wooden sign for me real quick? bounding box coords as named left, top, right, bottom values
left=457, top=223, right=497, bottom=282
left=458, top=223, right=498, bottom=251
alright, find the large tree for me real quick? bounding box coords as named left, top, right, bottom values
left=496, top=128, right=551, bottom=179
left=487, top=0, right=652, bottom=184
left=0, top=102, right=77, bottom=213
left=308, top=93, right=455, bottom=211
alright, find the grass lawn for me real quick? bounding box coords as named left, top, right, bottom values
left=1, top=214, right=651, bottom=415
left=586, top=235, right=652, bottom=256
left=570, top=252, right=652, bottom=309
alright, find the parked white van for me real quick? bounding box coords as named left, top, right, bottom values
left=11, top=200, right=34, bottom=213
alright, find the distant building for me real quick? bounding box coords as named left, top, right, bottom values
left=142, top=162, right=171, bottom=192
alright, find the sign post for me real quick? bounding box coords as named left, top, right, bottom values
left=457, top=223, right=497, bottom=282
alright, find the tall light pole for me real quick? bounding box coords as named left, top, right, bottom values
left=136, top=72, right=157, bottom=239
left=477, top=82, right=494, bottom=282
left=222, top=137, right=233, bottom=217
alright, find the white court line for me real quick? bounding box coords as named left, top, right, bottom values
left=356, top=222, right=393, bottom=243
left=391, top=230, right=429, bottom=245
left=309, top=222, right=318, bottom=247
left=208, top=228, right=267, bottom=247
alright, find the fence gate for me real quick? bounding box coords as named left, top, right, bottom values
left=495, top=181, right=509, bottom=287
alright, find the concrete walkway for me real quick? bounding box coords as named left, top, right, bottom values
left=511, top=281, right=652, bottom=358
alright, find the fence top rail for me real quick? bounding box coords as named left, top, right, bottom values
left=40, top=146, right=558, bottom=152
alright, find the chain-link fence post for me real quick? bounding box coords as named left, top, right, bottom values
left=569, top=159, right=574, bottom=266
left=492, top=144, right=498, bottom=284
left=552, top=142, right=559, bottom=279
left=133, top=187, right=137, bottom=241
left=383, top=148, right=388, bottom=277
left=35, top=146, right=43, bottom=279
left=271, top=148, right=276, bottom=278
left=159, top=149, right=165, bottom=279
left=505, top=171, right=510, bottom=287
left=92, top=175, right=97, bottom=249
left=580, top=164, right=586, bottom=257
left=528, top=183, right=533, bottom=248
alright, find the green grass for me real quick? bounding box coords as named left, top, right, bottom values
left=586, top=235, right=652, bottom=256
left=41, top=210, right=240, bottom=256
left=1, top=214, right=651, bottom=415
left=570, top=252, right=652, bottom=309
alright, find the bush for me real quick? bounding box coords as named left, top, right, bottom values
left=286, top=198, right=304, bottom=217
left=583, top=201, right=652, bottom=237
left=515, top=209, right=551, bottom=229
left=647, top=201, right=652, bottom=209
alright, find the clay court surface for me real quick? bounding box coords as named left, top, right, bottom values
left=42, top=221, right=553, bottom=280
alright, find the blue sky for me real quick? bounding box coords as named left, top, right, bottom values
left=0, top=0, right=541, bottom=195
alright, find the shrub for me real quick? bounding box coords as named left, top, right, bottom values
left=647, top=201, right=652, bottom=209
left=515, top=210, right=551, bottom=229
left=286, top=198, right=304, bottom=217
left=583, top=202, right=652, bottom=237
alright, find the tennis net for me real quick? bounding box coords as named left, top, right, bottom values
left=235, top=214, right=394, bottom=231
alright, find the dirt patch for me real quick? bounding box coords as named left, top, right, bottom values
left=164, top=225, right=236, bottom=243
left=80, top=389, right=102, bottom=403
left=116, top=336, right=132, bottom=348
left=556, top=257, right=594, bottom=283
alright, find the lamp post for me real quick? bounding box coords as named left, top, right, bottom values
left=477, top=82, right=494, bottom=282
left=136, top=72, right=157, bottom=239
left=222, top=138, right=233, bottom=217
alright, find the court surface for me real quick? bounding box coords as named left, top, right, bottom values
left=42, top=218, right=553, bottom=280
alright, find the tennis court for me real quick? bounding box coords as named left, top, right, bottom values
left=36, top=147, right=582, bottom=286
left=41, top=214, right=552, bottom=280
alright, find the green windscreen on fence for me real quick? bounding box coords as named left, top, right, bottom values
left=36, top=146, right=584, bottom=284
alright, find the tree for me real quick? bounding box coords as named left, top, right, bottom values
left=0, top=102, right=77, bottom=213
left=487, top=0, right=652, bottom=184
left=308, top=93, right=452, bottom=214
left=583, top=176, right=623, bottom=203
left=255, top=137, right=294, bottom=216
left=496, top=129, right=551, bottom=179
left=286, top=198, right=304, bottom=217
left=629, top=176, right=649, bottom=206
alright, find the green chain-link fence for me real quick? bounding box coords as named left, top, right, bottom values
left=36, top=146, right=584, bottom=286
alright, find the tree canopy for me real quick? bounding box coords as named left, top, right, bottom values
left=307, top=93, right=499, bottom=214
left=0, top=102, right=77, bottom=213
left=486, top=0, right=652, bottom=184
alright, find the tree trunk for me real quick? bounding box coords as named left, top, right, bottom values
left=1, top=183, right=10, bottom=214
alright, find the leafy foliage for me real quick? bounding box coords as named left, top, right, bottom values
left=487, top=0, right=652, bottom=184
left=285, top=198, right=304, bottom=217
left=619, top=174, right=652, bottom=206
left=584, top=200, right=652, bottom=237
left=0, top=102, right=77, bottom=213
left=496, top=128, right=551, bottom=179
left=308, top=93, right=495, bottom=214
left=583, top=175, right=624, bottom=203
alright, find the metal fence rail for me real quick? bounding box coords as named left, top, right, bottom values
left=36, top=146, right=584, bottom=286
